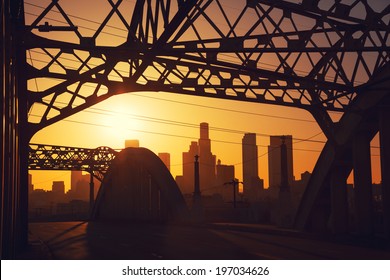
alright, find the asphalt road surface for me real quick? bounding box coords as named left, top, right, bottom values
left=26, top=221, right=390, bottom=260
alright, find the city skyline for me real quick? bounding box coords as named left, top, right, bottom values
left=29, top=109, right=382, bottom=193
left=2, top=0, right=389, bottom=263
left=23, top=0, right=384, bottom=196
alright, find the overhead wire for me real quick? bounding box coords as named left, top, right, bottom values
left=24, top=3, right=368, bottom=115
left=29, top=113, right=325, bottom=154
left=23, top=1, right=372, bottom=85
left=29, top=93, right=326, bottom=145
left=24, top=3, right=381, bottom=151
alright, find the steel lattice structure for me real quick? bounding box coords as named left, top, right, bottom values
left=28, top=144, right=118, bottom=181
left=2, top=0, right=390, bottom=258
left=22, top=0, right=390, bottom=138
left=21, top=0, right=390, bottom=233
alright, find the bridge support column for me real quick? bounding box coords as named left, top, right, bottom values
left=330, top=165, right=348, bottom=234
left=353, top=130, right=374, bottom=236
left=380, top=107, right=390, bottom=238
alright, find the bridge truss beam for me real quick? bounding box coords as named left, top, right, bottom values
left=28, top=144, right=118, bottom=182
left=22, top=0, right=390, bottom=137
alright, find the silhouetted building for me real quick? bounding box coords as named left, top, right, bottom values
left=242, top=133, right=263, bottom=201
left=215, top=160, right=236, bottom=202
left=177, top=123, right=218, bottom=196
left=158, top=153, right=170, bottom=171
left=70, top=170, right=90, bottom=201
left=268, top=135, right=294, bottom=189
left=52, top=181, right=65, bottom=195
left=300, top=170, right=311, bottom=184
left=29, top=189, right=52, bottom=218
left=51, top=181, right=67, bottom=206
left=179, top=141, right=199, bottom=195
left=291, top=171, right=311, bottom=207
left=125, top=139, right=139, bottom=148
left=198, top=122, right=217, bottom=194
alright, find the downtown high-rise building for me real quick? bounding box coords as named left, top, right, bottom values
left=215, top=160, right=235, bottom=202
left=268, top=135, right=294, bottom=189
left=177, top=123, right=217, bottom=195
left=198, top=122, right=217, bottom=194
left=179, top=141, right=199, bottom=195
left=242, top=133, right=263, bottom=201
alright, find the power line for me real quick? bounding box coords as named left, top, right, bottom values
left=27, top=50, right=318, bottom=123
left=26, top=51, right=322, bottom=124
left=130, top=93, right=318, bottom=123
left=29, top=113, right=325, bottom=153
left=25, top=57, right=318, bottom=123
left=31, top=96, right=380, bottom=149
left=85, top=106, right=324, bottom=142
left=30, top=95, right=326, bottom=144
left=24, top=0, right=374, bottom=86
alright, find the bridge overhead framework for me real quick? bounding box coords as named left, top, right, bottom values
left=1, top=0, right=390, bottom=258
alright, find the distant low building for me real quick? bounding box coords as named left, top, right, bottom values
left=125, top=139, right=139, bottom=148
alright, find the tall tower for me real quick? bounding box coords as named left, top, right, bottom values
left=180, top=141, right=199, bottom=194
left=198, top=123, right=216, bottom=193
left=268, top=135, right=294, bottom=189
left=242, top=133, right=263, bottom=201
left=177, top=123, right=217, bottom=195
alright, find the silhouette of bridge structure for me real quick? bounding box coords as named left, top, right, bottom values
left=1, top=0, right=390, bottom=258
left=28, top=143, right=118, bottom=181
left=28, top=144, right=189, bottom=223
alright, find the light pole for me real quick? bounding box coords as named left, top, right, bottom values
left=224, top=179, right=243, bottom=208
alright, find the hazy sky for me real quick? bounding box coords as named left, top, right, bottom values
left=25, top=0, right=384, bottom=191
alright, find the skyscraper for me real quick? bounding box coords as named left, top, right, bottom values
left=268, top=135, right=294, bottom=189
left=179, top=141, right=199, bottom=195
left=198, top=123, right=216, bottom=194
left=177, top=123, right=217, bottom=195
left=242, top=133, right=263, bottom=201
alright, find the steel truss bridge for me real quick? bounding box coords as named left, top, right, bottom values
left=1, top=0, right=390, bottom=258
left=28, top=143, right=118, bottom=181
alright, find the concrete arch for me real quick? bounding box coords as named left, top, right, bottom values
left=92, top=147, right=189, bottom=222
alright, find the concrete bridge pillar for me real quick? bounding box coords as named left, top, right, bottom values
left=380, top=107, right=390, bottom=238
left=330, top=164, right=348, bottom=234
left=353, top=129, right=374, bottom=236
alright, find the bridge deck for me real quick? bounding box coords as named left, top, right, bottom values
left=20, top=221, right=390, bottom=260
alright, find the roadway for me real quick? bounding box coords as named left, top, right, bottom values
left=22, top=221, right=390, bottom=260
